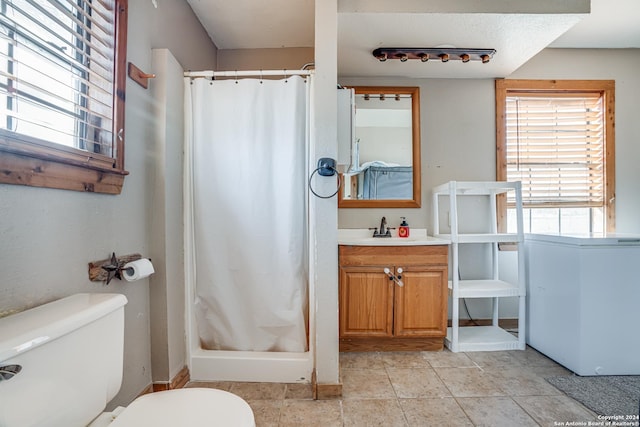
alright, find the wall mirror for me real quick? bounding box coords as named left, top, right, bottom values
left=338, top=86, right=421, bottom=208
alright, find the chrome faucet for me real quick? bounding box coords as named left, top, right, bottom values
left=370, top=216, right=392, bottom=237
left=379, top=216, right=387, bottom=235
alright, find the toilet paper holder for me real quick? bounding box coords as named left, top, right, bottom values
left=88, top=252, right=152, bottom=285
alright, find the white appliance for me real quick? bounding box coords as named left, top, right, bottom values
left=525, top=233, right=640, bottom=375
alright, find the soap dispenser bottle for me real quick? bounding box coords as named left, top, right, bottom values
left=398, top=217, right=410, bottom=238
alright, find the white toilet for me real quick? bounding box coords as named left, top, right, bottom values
left=0, top=293, right=255, bottom=427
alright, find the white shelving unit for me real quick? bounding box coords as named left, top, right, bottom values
left=432, top=181, right=526, bottom=352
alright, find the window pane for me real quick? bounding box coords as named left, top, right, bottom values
left=497, top=80, right=615, bottom=234
left=592, top=207, right=604, bottom=234
left=530, top=208, right=559, bottom=234
left=0, top=0, right=127, bottom=194
left=560, top=207, right=590, bottom=234
left=507, top=207, right=530, bottom=234
left=0, top=0, right=116, bottom=157
left=505, top=95, right=604, bottom=208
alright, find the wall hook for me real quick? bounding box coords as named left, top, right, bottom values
left=128, top=62, right=155, bottom=89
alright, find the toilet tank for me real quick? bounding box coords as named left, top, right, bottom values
left=0, top=293, right=128, bottom=427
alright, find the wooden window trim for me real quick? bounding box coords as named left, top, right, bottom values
left=495, top=79, right=616, bottom=240
left=0, top=0, right=129, bottom=195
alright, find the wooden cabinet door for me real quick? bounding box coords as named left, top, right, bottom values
left=393, top=265, right=447, bottom=337
left=339, top=266, right=394, bottom=337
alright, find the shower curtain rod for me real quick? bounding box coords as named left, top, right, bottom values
left=184, top=69, right=313, bottom=79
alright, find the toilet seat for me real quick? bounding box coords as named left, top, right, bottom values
left=107, top=388, right=255, bottom=427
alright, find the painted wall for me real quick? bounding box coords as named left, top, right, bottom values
left=339, top=47, right=640, bottom=318
left=218, top=47, right=314, bottom=72
left=148, top=48, right=187, bottom=385
left=0, top=0, right=216, bottom=408
left=338, top=77, right=496, bottom=231
left=339, top=48, right=640, bottom=234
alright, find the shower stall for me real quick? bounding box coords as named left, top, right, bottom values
left=183, top=70, right=315, bottom=383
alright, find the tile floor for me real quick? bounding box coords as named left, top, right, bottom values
left=186, top=347, right=597, bottom=426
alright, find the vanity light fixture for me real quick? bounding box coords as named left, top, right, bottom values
left=361, top=93, right=410, bottom=102
left=372, top=47, right=496, bottom=63
left=374, top=51, right=388, bottom=62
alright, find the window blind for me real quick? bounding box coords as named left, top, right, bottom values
left=0, top=0, right=116, bottom=159
left=505, top=94, right=604, bottom=208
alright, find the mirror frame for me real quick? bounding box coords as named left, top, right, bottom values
left=338, top=86, right=421, bottom=208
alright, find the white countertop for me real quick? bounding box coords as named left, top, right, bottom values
left=338, top=228, right=450, bottom=246
left=525, top=233, right=640, bottom=246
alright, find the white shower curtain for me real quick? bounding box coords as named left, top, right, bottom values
left=184, top=76, right=308, bottom=352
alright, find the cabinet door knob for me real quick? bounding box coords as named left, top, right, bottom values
left=395, top=267, right=404, bottom=286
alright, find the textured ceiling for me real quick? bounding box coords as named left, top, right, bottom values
left=186, top=0, right=639, bottom=78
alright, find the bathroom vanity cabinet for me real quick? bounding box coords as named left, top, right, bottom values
left=338, top=244, right=448, bottom=351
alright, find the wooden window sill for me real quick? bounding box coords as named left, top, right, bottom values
left=0, top=149, right=127, bottom=194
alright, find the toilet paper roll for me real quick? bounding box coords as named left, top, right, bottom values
left=123, top=258, right=155, bottom=282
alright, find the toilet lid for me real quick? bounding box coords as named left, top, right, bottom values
left=109, top=388, right=255, bottom=427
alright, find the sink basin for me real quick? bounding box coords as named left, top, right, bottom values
left=338, top=229, right=450, bottom=246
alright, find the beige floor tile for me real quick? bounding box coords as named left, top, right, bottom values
left=457, top=396, right=539, bottom=427
left=229, top=382, right=286, bottom=400
left=421, top=349, right=477, bottom=368
left=386, top=367, right=452, bottom=398
left=509, top=346, right=562, bottom=368
left=488, top=366, right=563, bottom=396
left=380, top=351, right=431, bottom=368
left=464, top=350, right=522, bottom=369
left=529, top=364, right=575, bottom=378
left=341, top=368, right=397, bottom=399
left=342, top=398, right=407, bottom=427
left=400, top=397, right=473, bottom=427
left=279, top=399, right=342, bottom=427
left=434, top=366, right=506, bottom=397
left=185, top=351, right=604, bottom=427
left=246, top=399, right=282, bottom=427
left=184, top=381, right=233, bottom=391
left=514, top=395, right=598, bottom=426
left=284, top=382, right=314, bottom=399
left=340, top=351, right=385, bottom=369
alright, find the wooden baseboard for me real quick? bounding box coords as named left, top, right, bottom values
left=450, top=318, right=519, bottom=330
left=151, top=366, right=190, bottom=392
left=316, top=383, right=343, bottom=399
left=137, top=384, right=154, bottom=397
left=340, top=336, right=444, bottom=352
left=311, top=369, right=342, bottom=399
